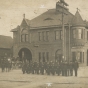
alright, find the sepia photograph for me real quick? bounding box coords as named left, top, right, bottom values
left=0, top=0, right=88, bottom=88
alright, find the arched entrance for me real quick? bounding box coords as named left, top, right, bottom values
left=18, top=48, right=32, bottom=62
left=55, top=49, right=62, bottom=63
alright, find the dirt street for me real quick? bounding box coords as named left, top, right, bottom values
left=0, top=67, right=88, bottom=88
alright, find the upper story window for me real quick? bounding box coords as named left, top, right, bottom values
left=21, top=29, right=29, bottom=42
left=46, top=31, right=49, bottom=41
left=38, top=31, right=49, bottom=41
left=78, top=29, right=82, bottom=39
left=73, top=29, right=83, bottom=39
left=55, top=30, right=62, bottom=40
left=87, top=31, right=88, bottom=40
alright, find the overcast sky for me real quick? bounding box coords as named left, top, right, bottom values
left=0, top=0, right=88, bottom=37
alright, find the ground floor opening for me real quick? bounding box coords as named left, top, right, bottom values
left=18, top=48, right=32, bottom=62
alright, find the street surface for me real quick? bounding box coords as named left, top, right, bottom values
left=0, top=67, right=88, bottom=88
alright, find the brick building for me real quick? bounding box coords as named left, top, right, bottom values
left=11, top=1, right=88, bottom=66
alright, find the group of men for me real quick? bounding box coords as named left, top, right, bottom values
left=22, top=60, right=79, bottom=76
left=0, top=57, right=12, bottom=72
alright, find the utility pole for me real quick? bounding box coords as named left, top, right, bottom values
left=62, top=3, right=65, bottom=61
left=60, top=0, right=69, bottom=61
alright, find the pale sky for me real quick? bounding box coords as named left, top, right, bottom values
left=0, top=0, right=88, bottom=37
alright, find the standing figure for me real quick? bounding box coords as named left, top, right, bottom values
left=51, top=63, right=55, bottom=75
left=22, top=62, right=27, bottom=74
left=46, top=62, right=50, bottom=75
left=36, top=62, right=39, bottom=74
left=64, top=61, right=68, bottom=76
left=40, top=63, right=44, bottom=75
left=74, top=60, right=79, bottom=76
left=69, top=61, right=73, bottom=76
left=56, top=63, right=60, bottom=76
left=1, top=58, right=5, bottom=72
left=31, top=62, right=34, bottom=74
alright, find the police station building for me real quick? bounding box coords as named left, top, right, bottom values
left=11, top=1, right=88, bottom=66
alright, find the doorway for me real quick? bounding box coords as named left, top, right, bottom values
left=18, top=48, right=32, bottom=62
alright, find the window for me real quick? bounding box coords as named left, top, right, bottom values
left=46, top=52, right=49, bottom=61
left=25, top=34, right=28, bottom=42
left=21, top=34, right=25, bottom=42
left=42, top=32, right=45, bottom=41
left=55, top=31, right=59, bottom=40
left=83, top=52, right=84, bottom=63
left=78, top=29, right=82, bottom=39
left=55, top=30, right=62, bottom=40
left=60, top=30, right=62, bottom=40
left=46, top=31, right=49, bottom=41
left=38, top=31, right=49, bottom=41
left=21, top=34, right=29, bottom=42
left=42, top=52, right=45, bottom=62
left=73, top=29, right=83, bottom=39
left=73, top=29, right=76, bottom=39
left=87, top=31, right=88, bottom=40
left=39, top=52, right=41, bottom=62
left=38, top=32, right=41, bottom=41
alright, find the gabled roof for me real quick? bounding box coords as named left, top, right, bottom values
left=72, top=10, right=85, bottom=27
left=30, top=9, right=74, bottom=28
left=0, top=35, right=13, bottom=49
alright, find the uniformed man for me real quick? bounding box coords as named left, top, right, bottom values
left=64, top=61, right=68, bottom=76
left=51, top=63, right=55, bottom=75
left=22, top=62, right=27, bottom=74
left=40, top=63, right=44, bottom=75
left=46, top=62, right=50, bottom=75
left=54, top=61, right=58, bottom=75
left=36, top=62, right=39, bottom=74
left=34, top=61, right=37, bottom=74
left=56, top=62, right=60, bottom=76
left=1, top=58, right=5, bottom=72
left=26, top=62, right=30, bottom=74
left=69, top=61, right=73, bottom=76
left=44, top=61, right=47, bottom=74
left=74, top=60, right=79, bottom=76
left=31, top=62, right=34, bottom=74
left=61, top=61, right=65, bottom=76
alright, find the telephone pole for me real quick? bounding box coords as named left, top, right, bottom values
left=60, top=0, right=69, bottom=61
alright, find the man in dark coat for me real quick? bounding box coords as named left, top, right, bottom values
left=69, top=61, right=73, bottom=76
left=51, top=63, right=55, bottom=75
left=46, top=62, right=50, bottom=75
left=36, top=62, right=39, bottom=74
left=40, top=63, right=44, bottom=75
left=56, top=62, right=60, bottom=76
left=31, top=62, right=34, bottom=74
left=1, top=58, right=5, bottom=72
left=64, top=61, right=68, bottom=76
left=61, top=61, right=65, bottom=76
left=34, top=61, right=37, bottom=74
left=22, top=62, right=27, bottom=74
left=74, top=60, right=79, bottom=76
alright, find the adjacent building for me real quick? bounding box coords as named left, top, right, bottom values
left=0, top=35, right=13, bottom=59
left=11, top=1, right=88, bottom=66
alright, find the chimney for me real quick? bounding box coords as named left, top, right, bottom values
left=23, top=13, right=25, bottom=19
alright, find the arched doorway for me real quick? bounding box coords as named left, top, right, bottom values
left=18, top=48, right=32, bottom=62
left=55, top=49, right=62, bottom=63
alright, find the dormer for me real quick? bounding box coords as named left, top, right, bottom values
left=20, top=14, right=30, bottom=30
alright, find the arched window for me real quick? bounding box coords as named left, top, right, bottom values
left=55, top=49, right=62, bottom=62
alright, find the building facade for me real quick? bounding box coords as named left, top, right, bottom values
left=11, top=1, right=88, bottom=66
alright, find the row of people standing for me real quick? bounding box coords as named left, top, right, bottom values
left=22, top=60, right=79, bottom=76
left=0, top=57, right=12, bottom=72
